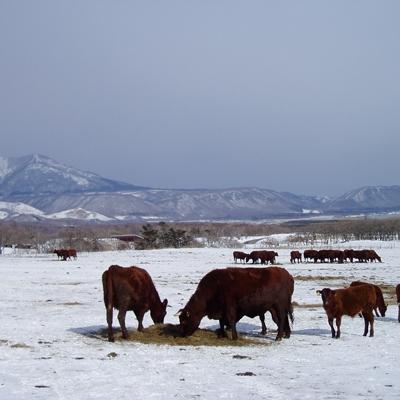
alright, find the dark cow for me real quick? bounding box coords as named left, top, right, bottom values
left=317, top=284, right=376, bottom=338
left=396, top=284, right=400, bottom=323
left=102, top=265, right=168, bottom=342
left=53, top=248, right=77, bottom=261
left=365, top=250, right=382, bottom=263
left=178, top=266, right=294, bottom=341
left=350, top=281, right=387, bottom=317
left=290, top=251, right=302, bottom=263
left=246, top=250, right=278, bottom=265
left=303, top=249, right=318, bottom=262
left=313, top=249, right=331, bottom=263
left=233, top=251, right=248, bottom=264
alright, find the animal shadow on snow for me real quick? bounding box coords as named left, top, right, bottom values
left=69, top=326, right=110, bottom=341
left=207, top=322, right=276, bottom=341
left=292, top=328, right=332, bottom=337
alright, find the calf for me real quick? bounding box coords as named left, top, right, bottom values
left=102, top=265, right=168, bottom=342
left=317, top=284, right=376, bottom=338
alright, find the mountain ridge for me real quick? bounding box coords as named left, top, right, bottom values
left=0, top=154, right=399, bottom=222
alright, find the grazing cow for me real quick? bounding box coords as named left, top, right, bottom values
left=313, top=250, right=331, bottom=263
left=344, top=249, right=354, bottom=263
left=396, top=284, right=400, bottom=323
left=53, top=248, right=77, bottom=261
left=246, top=250, right=278, bottom=265
left=290, top=251, right=302, bottom=263
left=365, top=250, right=382, bottom=263
left=317, top=284, right=376, bottom=338
left=303, top=249, right=318, bottom=262
left=233, top=251, right=248, bottom=264
left=102, top=265, right=168, bottom=342
left=178, top=266, right=294, bottom=341
left=350, top=281, right=387, bottom=317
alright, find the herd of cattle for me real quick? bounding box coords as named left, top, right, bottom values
left=101, top=255, right=400, bottom=343
left=233, top=248, right=382, bottom=264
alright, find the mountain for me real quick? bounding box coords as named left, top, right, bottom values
left=326, top=186, right=400, bottom=214
left=0, top=154, right=146, bottom=198
left=0, top=154, right=399, bottom=222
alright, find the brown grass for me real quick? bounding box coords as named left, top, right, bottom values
left=97, top=324, right=272, bottom=347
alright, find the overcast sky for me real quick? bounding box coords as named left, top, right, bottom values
left=1, top=1, right=399, bottom=197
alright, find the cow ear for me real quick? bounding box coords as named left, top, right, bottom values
left=316, top=290, right=322, bottom=295
left=163, top=299, right=168, bottom=307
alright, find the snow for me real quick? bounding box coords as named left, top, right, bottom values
left=1, top=244, right=400, bottom=399
left=0, top=201, right=45, bottom=219
left=47, top=208, right=113, bottom=222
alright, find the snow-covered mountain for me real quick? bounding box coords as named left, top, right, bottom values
left=0, top=154, right=145, bottom=197
left=326, top=185, right=400, bottom=213
left=0, top=154, right=399, bottom=222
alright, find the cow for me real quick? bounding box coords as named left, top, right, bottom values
left=396, top=284, right=400, bottom=323
left=365, top=250, right=382, bottom=263
left=178, top=266, right=294, bottom=341
left=313, top=249, right=331, bottom=263
left=233, top=251, right=248, bottom=264
left=102, top=265, right=168, bottom=342
left=290, top=251, right=302, bottom=263
left=53, top=248, right=77, bottom=261
left=303, top=249, right=318, bottom=262
left=350, top=281, right=387, bottom=317
left=246, top=250, right=278, bottom=265
left=317, top=284, right=376, bottom=338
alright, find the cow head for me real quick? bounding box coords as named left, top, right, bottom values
left=317, top=288, right=334, bottom=307
left=178, top=308, right=198, bottom=337
left=150, top=298, right=168, bottom=324
left=378, top=303, right=387, bottom=317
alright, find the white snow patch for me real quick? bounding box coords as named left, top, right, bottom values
left=0, top=245, right=399, bottom=398
left=47, top=208, right=113, bottom=221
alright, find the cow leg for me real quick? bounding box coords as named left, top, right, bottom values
left=226, top=309, right=238, bottom=340
left=398, top=305, right=400, bottom=323
left=274, top=307, right=285, bottom=341
left=117, top=309, right=129, bottom=339
left=106, top=306, right=114, bottom=342
left=217, top=320, right=228, bottom=338
left=328, top=317, right=335, bottom=338
left=362, top=310, right=374, bottom=337
left=134, top=310, right=145, bottom=332
left=335, top=316, right=341, bottom=339
left=374, top=307, right=380, bottom=318
left=259, top=314, right=267, bottom=335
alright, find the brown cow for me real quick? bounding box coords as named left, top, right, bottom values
left=350, top=281, right=387, bottom=317
left=303, top=249, right=318, bottom=262
left=290, top=251, right=302, bottom=263
left=102, top=265, right=168, bottom=342
left=246, top=250, right=278, bottom=264
left=178, top=266, right=294, bottom=341
left=53, top=248, right=77, bottom=261
left=317, top=284, right=376, bottom=338
left=396, top=284, right=400, bottom=323
left=233, top=251, right=248, bottom=263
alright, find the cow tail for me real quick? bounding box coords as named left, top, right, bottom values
left=288, top=302, right=294, bottom=326
left=102, top=270, right=113, bottom=310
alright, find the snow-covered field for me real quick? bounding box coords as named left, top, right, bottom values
left=1, top=243, right=400, bottom=399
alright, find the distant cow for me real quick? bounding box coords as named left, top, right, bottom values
left=290, top=251, right=302, bottom=263
left=317, top=284, right=376, bottom=338
left=178, top=266, right=294, bottom=341
left=102, top=265, right=168, bottom=342
left=365, top=250, right=382, bottom=263
left=303, top=249, right=318, bottom=262
left=233, top=251, right=248, bottom=263
left=53, top=248, right=77, bottom=261
left=350, top=281, right=387, bottom=317
left=396, top=284, right=400, bottom=323
left=246, top=250, right=278, bottom=265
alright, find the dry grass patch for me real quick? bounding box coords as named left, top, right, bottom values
left=294, top=275, right=344, bottom=282
left=98, top=324, right=272, bottom=347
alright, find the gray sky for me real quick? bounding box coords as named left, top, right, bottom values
left=1, top=1, right=399, bottom=197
